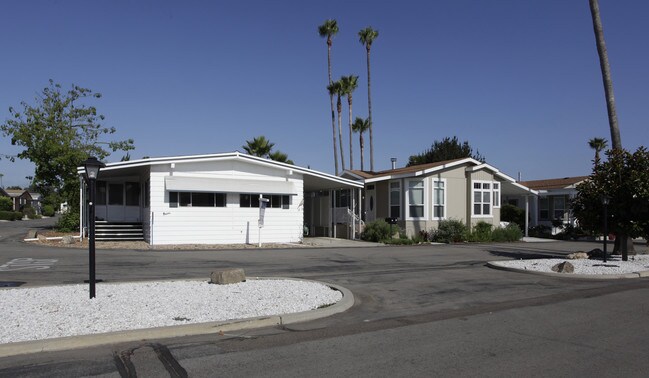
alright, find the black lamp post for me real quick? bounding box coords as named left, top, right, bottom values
left=601, top=195, right=610, bottom=263
left=82, top=157, right=105, bottom=299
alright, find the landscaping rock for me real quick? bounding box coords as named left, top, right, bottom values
left=210, top=268, right=246, bottom=285
left=26, top=230, right=38, bottom=239
left=61, top=235, right=75, bottom=245
left=551, top=261, right=575, bottom=273
left=588, top=248, right=606, bottom=259
left=567, top=252, right=589, bottom=260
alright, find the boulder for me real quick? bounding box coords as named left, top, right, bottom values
left=26, top=229, right=38, bottom=239
left=61, top=235, right=75, bottom=245
left=567, top=252, right=589, bottom=260
left=210, top=268, right=246, bottom=285
left=588, top=248, right=606, bottom=259
left=551, top=261, right=575, bottom=273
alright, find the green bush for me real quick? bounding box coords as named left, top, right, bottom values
left=361, top=219, right=393, bottom=242
left=431, top=219, right=468, bottom=243
left=501, top=204, right=525, bottom=231
left=383, top=237, right=415, bottom=245
left=528, top=225, right=551, bottom=238
left=42, top=204, right=55, bottom=217
left=22, top=206, right=37, bottom=219
left=56, top=211, right=80, bottom=232
left=492, top=223, right=523, bottom=242
left=469, top=221, right=493, bottom=242
left=0, top=211, right=22, bottom=221
left=0, top=197, right=12, bottom=211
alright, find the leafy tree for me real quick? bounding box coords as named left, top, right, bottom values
left=0, top=196, right=12, bottom=211
left=407, top=137, right=485, bottom=167
left=319, top=19, right=340, bottom=175
left=340, top=74, right=359, bottom=170
left=6, top=185, right=23, bottom=190
left=0, top=80, right=134, bottom=215
left=588, top=0, right=622, bottom=150
left=242, top=136, right=293, bottom=164
left=588, top=137, right=608, bottom=166
left=572, top=147, right=649, bottom=260
left=359, top=26, right=379, bottom=171
left=352, top=117, right=370, bottom=171
left=327, top=80, right=345, bottom=171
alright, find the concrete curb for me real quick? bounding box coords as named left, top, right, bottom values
left=0, top=278, right=354, bottom=358
left=486, top=261, right=649, bottom=280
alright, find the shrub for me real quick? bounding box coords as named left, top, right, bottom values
left=492, top=223, right=523, bottom=242
left=501, top=204, right=525, bottom=231
left=361, top=219, right=393, bottom=242
left=383, top=237, right=415, bottom=245
left=469, top=221, right=493, bottom=242
left=56, top=210, right=80, bottom=232
left=42, top=205, right=55, bottom=217
left=0, top=196, right=12, bottom=211
left=431, top=219, right=468, bottom=243
left=22, top=206, right=37, bottom=219
left=528, top=225, right=551, bottom=238
left=0, top=211, right=22, bottom=221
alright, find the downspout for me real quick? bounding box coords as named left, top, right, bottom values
left=351, top=188, right=355, bottom=240
left=525, top=195, right=530, bottom=238
left=332, top=189, right=337, bottom=238
left=79, top=176, right=84, bottom=241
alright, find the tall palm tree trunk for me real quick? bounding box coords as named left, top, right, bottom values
left=366, top=48, right=375, bottom=171
left=589, top=0, right=622, bottom=150
left=348, top=95, right=354, bottom=170
left=337, top=94, right=345, bottom=171
left=359, top=133, right=365, bottom=171
left=327, top=40, right=339, bottom=175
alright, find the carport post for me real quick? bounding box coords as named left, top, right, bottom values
left=525, top=195, right=530, bottom=237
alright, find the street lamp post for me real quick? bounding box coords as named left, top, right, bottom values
left=82, top=157, right=105, bottom=299
left=601, top=195, right=610, bottom=263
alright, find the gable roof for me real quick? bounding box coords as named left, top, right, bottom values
left=3, top=189, right=32, bottom=199
left=77, top=151, right=363, bottom=192
left=518, top=176, right=589, bottom=191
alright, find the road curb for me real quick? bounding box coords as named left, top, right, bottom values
left=486, top=261, right=648, bottom=280
left=0, top=278, right=354, bottom=358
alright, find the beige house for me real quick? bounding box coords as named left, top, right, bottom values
left=343, top=158, right=537, bottom=237
left=507, top=176, right=588, bottom=231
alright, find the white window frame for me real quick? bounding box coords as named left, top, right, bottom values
left=406, top=178, right=427, bottom=220
left=472, top=181, right=492, bottom=217
left=389, top=180, right=401, bottom=219
left=432, top=179, right=446, bottom=220
left=492, top=182, right=501, bottom=208
left=553, top=196, right=566, bottom=220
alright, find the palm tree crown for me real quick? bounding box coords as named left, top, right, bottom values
left=243, top=136, right=274, bottom=157
left=352, top=116, right=370, bottom=171
left=588, top=137, right=608, bottom=165
left=358, top=26, right=379, bottom=171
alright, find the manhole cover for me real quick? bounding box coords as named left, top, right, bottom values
left=0, top=282, right=25, bottom=288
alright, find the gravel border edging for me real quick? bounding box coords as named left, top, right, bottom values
left=486, top=261, right=648, bottom=280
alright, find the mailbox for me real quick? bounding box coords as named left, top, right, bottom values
left=384, top=217, right=398, bottom=225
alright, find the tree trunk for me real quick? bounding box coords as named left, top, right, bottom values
left=588, top=0, right=622, bottom=150
left=337, top=96, right=345, bottom=171
left=327, top=38, right=339, bottom=175
left=613, top=233, right=636, bottom=261
left=359, top=134, right=365, bottom=171
left=348, top=96, right=354, bottom=170
left=366, top=47, right=375, bottom=171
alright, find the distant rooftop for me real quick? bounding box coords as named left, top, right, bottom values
left=518, top=176, right=589, bottom=191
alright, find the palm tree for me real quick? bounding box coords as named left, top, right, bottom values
left=588, top=137, right=608, bottom=166
left=319, top=19, right=340, bottom=175
left=328, top=80, right=346, bottom=171
left=588, top=0, right=622, bottom=150
left=358, top=26, right=379, bottom=171
left=269, top=150, right=294, bottom=165
left=242, top=136, right=274, bottom=157
left=352, top=117, right=370, bottom=171
left=340, top=75, right=359, bottom=170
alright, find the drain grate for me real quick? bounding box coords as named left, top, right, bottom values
left=0, top=281, right=25, bottom=288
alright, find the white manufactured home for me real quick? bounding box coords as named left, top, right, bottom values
left=78, top=152, right=363, bottom=245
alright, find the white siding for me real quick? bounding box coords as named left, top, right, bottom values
left=148, top=160, right=304, bottom=245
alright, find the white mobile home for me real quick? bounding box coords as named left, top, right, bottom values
left=78, top=152, right=363, bottom=245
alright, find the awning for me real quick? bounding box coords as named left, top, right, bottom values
left=164, top=176, right=296, bottom=194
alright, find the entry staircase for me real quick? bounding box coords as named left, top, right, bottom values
left=94, top=221, right=144, bottom=241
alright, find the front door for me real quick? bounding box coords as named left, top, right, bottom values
left=95, top=181, right=141, bottom=222
left=365, top=184, right=376, bottom=222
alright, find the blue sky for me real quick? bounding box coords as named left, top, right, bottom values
left=1, top=0, right=648, bottom=188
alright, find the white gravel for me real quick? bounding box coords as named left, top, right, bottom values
left=0, top=279, right=342, bottom=344
left=492, top=254, right=649, bottom=275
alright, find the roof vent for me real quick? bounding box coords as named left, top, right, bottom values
left=391, top=158, right=397, bottom=170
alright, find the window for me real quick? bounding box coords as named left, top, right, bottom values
left=125, top=182, right=140, bottom=206
left=539, top=198, right=549, bottom=220
left=492, top=182, right=500, bottom=208
left=109, top=184, right=124, bottom=205
left=407, top=179, right=425, bottom=218
left=473, top=182, right=491, bottom=216
left=389, top=181, right=401, bottom=219
left=553, top=197, right=566, bottom=220
left=433, top=180, right=445, bottom=219
left=240, top=194, right=290, bottom=209
left=170, top=192, right=226, bottom=208
left=96, top=181, right=107, bottom=205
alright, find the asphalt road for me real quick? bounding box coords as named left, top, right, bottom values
left=2, top=219, right=649, bottom=377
